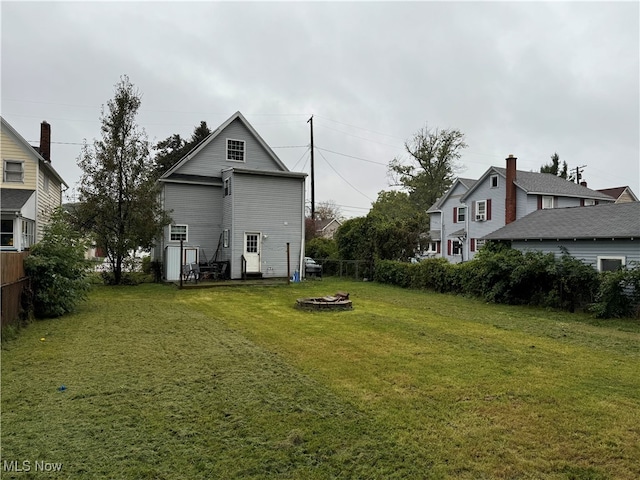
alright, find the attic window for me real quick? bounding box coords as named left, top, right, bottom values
left=4, top=160, right=24, bottom=183
left=490, top=175, right=499, bottom=188
left=227, top=139, right=245, bottom=162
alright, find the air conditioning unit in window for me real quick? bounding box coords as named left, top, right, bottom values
left=476, top=214, right=485, bottom=221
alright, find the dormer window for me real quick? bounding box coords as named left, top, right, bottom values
left=227, top=139, right=245, bottom=162
left=490, top=174, right=499, bottom=188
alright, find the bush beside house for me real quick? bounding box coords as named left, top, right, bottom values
left=374, top=245, right=639, bottom=318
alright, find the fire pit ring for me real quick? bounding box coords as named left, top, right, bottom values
left=295, top=292, right=352, bottom=311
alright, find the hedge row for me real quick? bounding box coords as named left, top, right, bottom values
left=373, top=246, right=640, bottom=318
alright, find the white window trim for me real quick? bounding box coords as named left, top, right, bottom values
left=226, top=138, right=246, bottom=162
left=457, top=206, right=466, bottom=223
left=584, top=199, right=596, bottom=206
left=597, top=256, right=625, bottom=272
left=490, top=174, right=499, bottom=188
left=542, top=195, right=554, bottom=209
left=476, top=200, right=486, bottom=221
left=170, top=224, right=188, bottom=242
left=452, top=240, right=462, bottom=256
left=4, top=160, right=24, bottom=183
left=1, top=218, right=16, bottom=249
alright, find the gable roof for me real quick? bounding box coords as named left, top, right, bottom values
left=315, top=218, right=342, bottom=231
left=161, top=111, right=289, bottom=179
left=484, top=202, right=640, bottom=241
left=427, top=178, right=476, bottom=213
left=1, top=189, right=36, bottom=212
left=598, top=186, right=639, bottom=202
left=1, top=116, right=68, bottom=187
left=461, top=167, right=612, bottom=202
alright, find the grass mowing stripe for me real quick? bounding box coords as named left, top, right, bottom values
left=3, top=279, right=639, bottom=479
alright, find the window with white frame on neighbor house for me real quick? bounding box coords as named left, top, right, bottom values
left=542, top=195, right=554, bottom=209
left=227, top=139, right=245, bottom=162
left=584, top=199, right=596, bottom=206
left=170, top=225, right=188, bottom=242
left=490, top=175, right=499, bottom=188
left=457, top=207, right=466, bottom=223
left=598, top=256, right=625, bottom=272
left=4, top=160, right=24, bottom=182
left=476, top=200, right=486, bottom=220
left=21, top=220, right=35, bottom=248
left=223, top=229, right=229, bottom=248
left=452, top=240, right=462, bottom=255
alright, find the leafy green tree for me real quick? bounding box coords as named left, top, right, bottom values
left=76, top=75, right=171, bottom=285
left=388, top=124, right=467, bottom=210
left=540, top=152, right=568, bottom=179
left=152, top=121, right=211, bottom=179
left=24, top=208, right=91, bottom=318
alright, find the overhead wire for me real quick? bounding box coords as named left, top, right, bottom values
left=316, top=148, right=375, bottom=202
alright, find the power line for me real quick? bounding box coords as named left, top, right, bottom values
left=315, top=146, right=388, bottom=167
left=315, top=121, right=403, bottom=149
left=314, top=115, right=405, bottom=140
left=290, top=146, right=310, bottom=171
left=316, top=148, right=375, bottom=202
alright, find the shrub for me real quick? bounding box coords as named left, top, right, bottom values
left=24, top=208, right=91, bottom=318
left=591, top=265, right=640, bottom=319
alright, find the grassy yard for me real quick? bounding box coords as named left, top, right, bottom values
left=2, top=279, right=639, bottom=479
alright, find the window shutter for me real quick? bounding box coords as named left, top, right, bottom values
left=487, top=199, right=492, bottom=220
left=580, top=198, right=585, bottom=207
left=453, top=207, right=457, bottom=223
left=470, top=238, right=476, bottom=252
left=537, top=195, right=542, bottom=210
left=595, top=200, right=599, bottom=205
left=554, top=196, right=558, bottom=208
left=447, top=240, right=452, bottom=256
left=437, top=242, right=441, bottom=254
left=471, top=201, right=476, bottom=221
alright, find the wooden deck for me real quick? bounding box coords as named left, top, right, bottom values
left=175, top=278, right=291, bottom=289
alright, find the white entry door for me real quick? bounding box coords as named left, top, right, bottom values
left=244, top=232, right=261, bottom=273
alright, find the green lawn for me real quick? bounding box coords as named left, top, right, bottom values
left=2, top=279, right=639, bottom=479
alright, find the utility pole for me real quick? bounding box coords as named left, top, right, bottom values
left=573, top=165, right=586, bottom=184
left=307, top=115, right=315, bottom=220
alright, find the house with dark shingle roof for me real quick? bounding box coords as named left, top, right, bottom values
left=483, top=202, right=640, bottom=271
left=427, top=155, right=615, bottom=263
left=1, top=117, right=68, bottom=251
left=597, top=186, right=639, bottom=204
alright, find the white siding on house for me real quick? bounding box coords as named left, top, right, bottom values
left=177, top=119, right=285, bottom=177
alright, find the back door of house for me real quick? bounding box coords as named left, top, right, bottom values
left=244, top=232, right=261, bottom=273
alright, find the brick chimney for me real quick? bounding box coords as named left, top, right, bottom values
left=505, top=154, right=517, bottom=224
left=580, top=181, right=587, bottom=188
left=40, top=121, right=51, bottom=162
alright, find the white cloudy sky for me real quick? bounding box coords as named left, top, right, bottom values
left=2, top=1, right=638, bottom=218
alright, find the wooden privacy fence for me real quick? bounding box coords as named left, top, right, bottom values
left=1, top=251, right=30, bottom=327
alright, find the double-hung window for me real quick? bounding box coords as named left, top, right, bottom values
left=490, top=175, right=499, bottom=188
left=452, top=240, right=462, bottom=255
left=476, top=201, right=486, bottom=221
left=170, top=224, right=188, bottom=242
left=457, top=207, right=466, bottom=223
left=4, top=160, right=24, bottom=183
left=227, top=139, right=245, bottom=162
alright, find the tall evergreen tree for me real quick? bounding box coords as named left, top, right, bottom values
left=540, top=152, right=569, bottom=179
left=152, top=121, right=212, bottom=178
left=76, top=75, right=171, bottom=284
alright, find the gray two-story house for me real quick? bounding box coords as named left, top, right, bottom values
left=428, top=155, right=615, bottom=263
left=154, top=112, right=307, bottom=281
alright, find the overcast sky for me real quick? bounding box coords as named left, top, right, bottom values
left=2, top=1, right=638, bottom=218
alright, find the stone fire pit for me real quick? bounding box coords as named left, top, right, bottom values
left=295, top=292, right=352, bottom=311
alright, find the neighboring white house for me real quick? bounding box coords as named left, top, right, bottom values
left=483, top=202, right=640, bottom=271
left=154, top=111, right=307, bottom=281
left=315, top=218, right=342, bottom=239
left=1, top=117, right=67, bottom=251
left=427, top=155, right=615, bottom=263
left=597, top=186, right=639, bottom=204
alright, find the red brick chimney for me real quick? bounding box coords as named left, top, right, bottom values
left=580, top=181, right=587, bottom=188
left=40, top=121, right=51, bottom=162
left=505, top=154, right=517, bottom=224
